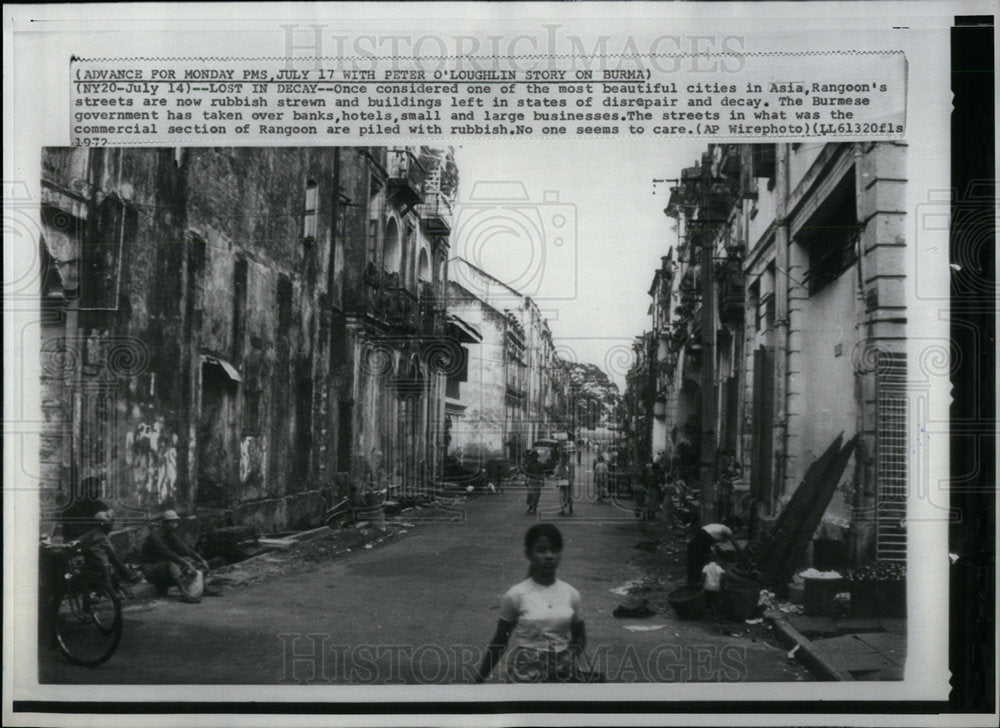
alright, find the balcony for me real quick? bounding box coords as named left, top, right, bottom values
left=360, top=270, right=419, bottom=332
left=420, top=190, right=453, bottom=235
left=386, top=148, right=426, bottom=208
left=386, top=286, right=419, bottom=331
left=715, top=255, right=745, bottom=325
left=418, top=284, right=446, bottom=337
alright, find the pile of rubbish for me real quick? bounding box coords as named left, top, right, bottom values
left=759, top=589, right=804, bottom=615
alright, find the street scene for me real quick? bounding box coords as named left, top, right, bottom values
left=36, top=142, right=908, bottom=684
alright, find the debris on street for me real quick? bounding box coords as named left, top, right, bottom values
left=613, top=603, right=656, bottom=619
left=622, top=624, right=666, bottom=632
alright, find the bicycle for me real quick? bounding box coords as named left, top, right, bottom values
left=39, top=541, right=123, bottom=667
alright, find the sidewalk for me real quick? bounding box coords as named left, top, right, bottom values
left=767, top=610, right=906, bottom=680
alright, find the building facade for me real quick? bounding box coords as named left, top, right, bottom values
left=648, top=142, right=907, bottom=564
left=444, top=258, right=568, bottom=468
left=39, top=146, right=460, bottom=533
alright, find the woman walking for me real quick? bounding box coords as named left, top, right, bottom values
left=557, top=453, right=575, bottom=516
left=524, top=449, right=545, bottom=514
left=593, top=455, right=609, bottom=503
left=473, top=523, right=586, bottom=683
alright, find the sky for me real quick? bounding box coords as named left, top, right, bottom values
left=452, top=139, right=707, bottom=389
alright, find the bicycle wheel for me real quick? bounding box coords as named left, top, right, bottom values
left=54, top=577, right=122, bottom=666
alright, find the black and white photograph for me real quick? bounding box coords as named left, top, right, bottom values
left=34, top=140, right=910, bottom=684
left=3, top=2, right=995, bottom=726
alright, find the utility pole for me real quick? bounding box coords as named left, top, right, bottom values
left=697, top=212, right=718, bottom=522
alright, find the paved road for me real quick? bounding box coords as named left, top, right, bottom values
left=39, top=464, right=810, bottom=685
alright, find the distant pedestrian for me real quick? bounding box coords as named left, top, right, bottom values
left=473, top=523, right=586, bottom=683
left=524, top=450, right=545, bottom=514
left=640, top=463, right=662, bottom=522
left=557, top=454, right=575, bottom=516
left=485, top=459, right=505, bottom=495
left=593, top=456, right=609, bottom=502
left=715, top=451, right=739, bottom=520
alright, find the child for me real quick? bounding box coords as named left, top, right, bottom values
left=701, top=558, right=726, bottom=617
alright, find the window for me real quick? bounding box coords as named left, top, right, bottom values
left=437, top=257, right=447, bottom=287
left=277, top=275, right=293, bottom=335
left=751, top=144, right=775, bottom=179
left=417, top=247, right=431, bottom=283
left=303, top=180, right=318, bottom=242
left=749, top=279, right=761, bottom=332
left=232, top=257, right=248, bottom=357
left=383, top=218, right=401, bottom=275
left=337, top=401, right=353, bottom=473
left=243, top=389, right=261, bottom=435
left=335, top=192, right=350, bottom=242
left=82, top=195, right=135, bottom=310
left=367, top=219, right=379, bottom=265
left=405, top=224, right=416, bottom=288
left=798, top=169, right=859, bottom=296
left=806, top=228, right=858, bottom=295
left=295, top=378, right=313, bottom=479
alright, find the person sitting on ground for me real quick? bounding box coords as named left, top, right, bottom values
left=79, top=510, right=141, bottom=598
left=686, top=514, right=747, bottom=585
left=140, top=509, right=212, bottom=603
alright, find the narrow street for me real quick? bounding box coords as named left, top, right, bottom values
left=40, top=454, right=810, bottom=685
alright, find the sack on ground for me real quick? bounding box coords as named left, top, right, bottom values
left=183, top=569, right=205, bottom=600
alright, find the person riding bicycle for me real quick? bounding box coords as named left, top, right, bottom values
left=78, top=510, right=140, bottom=599
left=140, top=510, right=211, bottom=603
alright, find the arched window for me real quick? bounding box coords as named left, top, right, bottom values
left=404, top=223, right=416, bottom=289
left=417, top=247, right=431, bottom=283
left=383, top=217, right=401, bottom=276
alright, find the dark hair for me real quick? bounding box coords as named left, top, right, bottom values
left=524, top=523, right=563, bottom=552
left=72, top=475, right=103, bottom=501
left=723, top=515, right=745, bottom=530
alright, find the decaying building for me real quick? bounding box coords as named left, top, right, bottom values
left=633, top=142, right=908, bottom=565
left=444, top=258, right=569, bottom=468
left=39, top=146, right=461, bottom=533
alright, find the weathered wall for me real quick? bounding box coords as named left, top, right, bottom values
left=42, top=147, right=372, bottom=532
left=446, top=282, right=507, bottom=462
left=797, top=267, right=861, bottom=525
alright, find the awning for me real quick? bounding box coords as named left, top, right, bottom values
left=202, top=355, right=243, bottom=382
left=447, top=314, right=482, bottom=344
left=39, top=199, right=84, bottom=292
